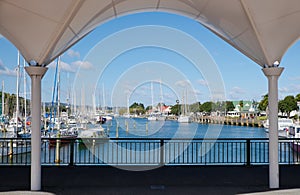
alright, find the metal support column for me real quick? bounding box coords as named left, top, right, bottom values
left=262, top=67, right=284, bottom=189
left=26, top=66, right=48, bottom=191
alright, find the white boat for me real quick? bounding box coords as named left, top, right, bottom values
left=6, top=119, right=23, bottom=132
left=67, top=115, right=77, bottom=125
left=264, top=118, right=294, bottom=137
left=78, top=126, right=107, bottom=139
left=178, top=115, right=191, bottom=123
left=78, top=126, right=108, bottom=145
left=178, top=89, right=191, bottom=123
left=287, top=125, right=300, bottom=153
left=147, top=115, right=157, bottom=121
left=103, top=115, right=113, bottom=121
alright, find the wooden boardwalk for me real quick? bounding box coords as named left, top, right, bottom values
left=191, top=116, right=264, bottom=128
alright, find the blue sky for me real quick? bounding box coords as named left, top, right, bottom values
left=0, top=12, right=300, bottom=107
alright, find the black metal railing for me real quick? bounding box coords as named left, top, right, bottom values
left=0, top=137, right=300, bottom=166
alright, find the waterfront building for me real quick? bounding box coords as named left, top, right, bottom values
left=232, top=101, right=259, bottom=119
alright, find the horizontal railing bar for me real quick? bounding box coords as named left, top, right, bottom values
left=0, top=137, right=299, bottom=166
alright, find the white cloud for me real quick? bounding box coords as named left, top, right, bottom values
left=72, top=60, right=94, bottom=70
left=279, top=87, right=290, bottom=93
left=175, top=80, right=190, bottom=88
left=48, top=60, right=76, bottom=73
left=0, top=59, right=17, bottom=76
left=67, top=49, right=80, bottom=58
left=0, top=34, right=3, bottom=39
left=229, top=86, right=246, bottom=99
left=231, top=86, right=246, bottom=94
left=193, top=89, right=203, bottom=96
left=279, top=84, right=300, bottom=94
left=197, top=79, right=208, bottom=86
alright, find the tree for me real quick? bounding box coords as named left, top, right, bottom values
left=239, top=100, right=244, bottom=112
left=258, top=94, right=268, bottom=111
left=145, top=106, right=153, bottom=111
left=189, top=102, right=201, bottom=113
left=278, top=100, right=285, bottom=115
left=170, top=104, right=181, bottom=116
left=226, top=101, right=235, bottom=111
left=129, top=102, right=145, bottom=115
left=281, top=95, right=297, bottom=118
left=200, top=101, right=213, bottom=113
left=296, top=94, right=300, bottom=102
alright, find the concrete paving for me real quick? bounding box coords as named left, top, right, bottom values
left=0, top=165, right=300, bottom=195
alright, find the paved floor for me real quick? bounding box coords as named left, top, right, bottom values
left=1, top=166, right=300, bottom=195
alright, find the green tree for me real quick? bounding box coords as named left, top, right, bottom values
left=130, top=102, right=145, bottom=115
left=278, top=100, right=285, bottom=114
left=225, top=101, right=235, bottom=111
left=200, top=101, right=213, bottom=113
left=258, top=94, right=268, bottom=111
left=145, top=106, right=153, bottom=111
left=170, top=104, right=181, bottom=116
left=281, top=95, right=297, bottom=118
left=296, top=94, right=300, bottom=102
left=239, top=100, right=244, bottom=111
left=189, top=102, right=201, bottom=113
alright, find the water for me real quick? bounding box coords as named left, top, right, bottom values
left=0, top=118, right=267, bottom=139
left=3, top=118, right=288, bottom=166
left=102, top=117, right=267, bottom=139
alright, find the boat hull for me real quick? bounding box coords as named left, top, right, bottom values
left=48, top=135, right=77, bottom=147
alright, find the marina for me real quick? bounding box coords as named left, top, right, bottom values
left=2, top=1, right=300, bottom=192
left=1, top=118, right=300, bottom=167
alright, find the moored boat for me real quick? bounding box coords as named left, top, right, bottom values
left=48, top=128, right=78, bottom=147
left=264, top=118, right=294, bottom=138
left=288, top=124, right=300, bottom=153
left=178, top=115, right=191, bottom=123
left=78, top=126, right=108, bottom=145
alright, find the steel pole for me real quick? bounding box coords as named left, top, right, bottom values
left=26, top=66, right=48, bottom=191
left=262, top=67, right=284, bottom=189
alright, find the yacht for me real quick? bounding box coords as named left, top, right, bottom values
left=288, top=124, right=300, bottom=153
left=264, top=118, right=294, bottom=137
left=177, top=115, right=191, bottom=123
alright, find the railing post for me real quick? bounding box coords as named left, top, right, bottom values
left=160, top=139, right=164, bottom=166
left=69, top=139, right=75, bottom=166
left=246, top=139, right=251, bottom=166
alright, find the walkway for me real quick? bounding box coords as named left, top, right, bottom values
left=0, top=165, right=300, bottom=194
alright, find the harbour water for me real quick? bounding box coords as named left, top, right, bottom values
left=0, top=117, right=267, bottom=139
left=101, top=117, right=268, bottom=139
left=3, top=118, right=296, bottom=167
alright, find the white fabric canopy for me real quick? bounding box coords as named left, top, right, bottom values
left=1, top=0, right=300, bottom=66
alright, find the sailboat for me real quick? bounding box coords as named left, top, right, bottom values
left=157, top=80, right=166, bottom=121
left=48, top=57, right=77, bottom=144
left=7, top=51, right=23, bottom=134
left=178, top=89, right=191, bottom=123
left=148, top=82, right=157, bottom=121
left=0, top=51, right=31, bottom=156
left=123, top=94, right=131, bottom=118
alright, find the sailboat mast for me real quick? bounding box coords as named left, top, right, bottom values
left=151, top=82, right=154, bottom=111
left=1, top=80, right=4, bottom=116
left=127, top=94, right=129, bottom=115
left=159, top=80, right=163, bottom=112
left=16, top=51, right=20, bottom=129
left=57, top=56, right=61, bottom=130
left=23, top=59, right=27, bottom=132
left=185, top=88, right=188, bottom=115
left=103, top=83, right=105, bottom=113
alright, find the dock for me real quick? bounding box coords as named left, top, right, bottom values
left=190, top=116, right=264, bottom=128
